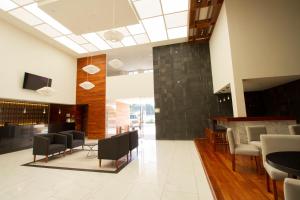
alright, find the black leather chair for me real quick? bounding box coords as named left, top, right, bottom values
left=59, top=130, right=85, bottom=153
left=98, top=133, right=129, bottom=169
left=128, top=130, right=138, bottom=159
left=33, top=133, right=67, bottom=162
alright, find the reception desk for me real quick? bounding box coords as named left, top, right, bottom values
left=213, top=116, right=297, bottom=144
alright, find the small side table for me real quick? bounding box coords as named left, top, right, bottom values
left=84, top=143, right=98, bottom=157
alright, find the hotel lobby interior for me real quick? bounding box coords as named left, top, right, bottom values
left=0, top=0, right=300, bottom=200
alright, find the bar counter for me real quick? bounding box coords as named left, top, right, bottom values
left=212, top=116, right=297, bottom=144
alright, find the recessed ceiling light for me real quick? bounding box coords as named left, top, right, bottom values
left=81, top=43, right=99, bottom=52
left=142, top=16, right=167, bottom=42
left=24, top=3, right=71, bottom=35
left=55, top=36, right=88, bottom=54
left=133, top=34, right=149, bottom=44
left=164, top=11, right=188, bottom=29
left=9, top=7, right=43, bottom=26
left=161, top=0, right=189, bottom=14
left=133, top=0, right=162, bottom=19
left=82, top=33, right=111, bottom=50
left=67, top=34, right=88, bottom=45
left=127, top=23, right=145, bottom=35
left=167, top=26, right=187, bottom=39
left=0, top=0, right=18, bottom=11
left=12, top=0, right=34, bottom=6
left=121, top=36, right=136, bottom=46
left=35, top=23, right=62, bottom=38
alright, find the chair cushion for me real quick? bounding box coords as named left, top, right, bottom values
left=264, top=161, right=287, bottom=180
left=249, top=141, right=261, bottom=149
left=235, top=144, right=260, bottom=156
left=72, top=139, right=84, bottom=148
left=48, top=144, right=65, bottom=154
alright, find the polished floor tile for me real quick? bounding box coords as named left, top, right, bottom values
left=0, top=139, right=213, bottom=200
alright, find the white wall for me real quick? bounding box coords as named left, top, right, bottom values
left=209, top=0, right=300, bottom=117
left=225, top=0, right=300, bottom=80
left=106, top=73, right=154, bottom=101
left=209, top=3, right=234, bottom=93
left=0, top=19, right=77, bottom=104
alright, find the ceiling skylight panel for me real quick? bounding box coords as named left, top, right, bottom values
left=106, top=41, right=123, bottom=48
left=133, top=34, right=149, bottom=44
left=82, top=33, right=111, bottom=50
left=127, top=23, right=145, bottom=35
left=55, top=36, right=88, bottom=54
left=164, top=11, right=188, bottom=29
left=67, top=34, right=88, bottom=45
left=121, top=36, right=136, bottom=46
left=161, top=0, right=189, bottom=14
left=142, top=16, right=167, bottom=42
left=35, top=24, right=62, bottom=38
left=24, top=3, right=72, bottom=35
left=167, top=26, right=187, bottom=39
left=0, top=0, right=18, bottom=11
left=12, top=0, right=34, bottom=6
left=81, top=43, right=99, bottom=52
left=9, top=7, right=43, bottom=26
left=133, top=0, right=162, bottom=19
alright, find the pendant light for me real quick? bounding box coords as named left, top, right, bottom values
left=36, top=78, right=55, bottom=95
left=103, top=0, right=124, bottom=42
left=82, top=56, right=100, bottom=74
left=79, top=57, right=95, bottom=90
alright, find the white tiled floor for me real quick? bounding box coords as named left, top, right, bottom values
left=0, top=139, right=214, bottom=200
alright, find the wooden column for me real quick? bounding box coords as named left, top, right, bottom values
left=76, top=55, right=106, bottom=139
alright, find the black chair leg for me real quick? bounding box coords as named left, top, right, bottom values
left=99, top=159, right=101, bottom=167
left=33, top=155, right=36, bottom=162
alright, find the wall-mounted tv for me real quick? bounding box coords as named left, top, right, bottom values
left=23, top=72, right=52, bottom=91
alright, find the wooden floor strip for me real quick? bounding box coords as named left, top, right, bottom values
left=194, top=139, right=284, bottom=200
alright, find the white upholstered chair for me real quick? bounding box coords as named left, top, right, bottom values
left=246, top=125, right=267, bottom=149
left=284, top=178, right=300, bottom=200
left=261, top=135, right=300, bottom=200
left=227, top=128, right=260, bottom=172
left=288, top=124, right=300, bottom=135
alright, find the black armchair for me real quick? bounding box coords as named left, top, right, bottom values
left=33, top=133, right=67, bottom=162
left=59, top=130, right=85, bottom=153
left=128, top=130, right=139, bottom=159
left=98, top=133, right=129, bottom=169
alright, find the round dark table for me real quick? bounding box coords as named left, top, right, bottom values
left=266, top=151, right=300, bottom=178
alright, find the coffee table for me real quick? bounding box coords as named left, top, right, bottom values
left=84, top=143, right=98, bottom=157
left=266, top=151, right=300, bottom=178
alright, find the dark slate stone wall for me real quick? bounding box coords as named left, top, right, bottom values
left=153, top=42, right=232, bottom=140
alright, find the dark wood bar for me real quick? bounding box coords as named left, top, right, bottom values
left=0, top=99, right=85, bottom=154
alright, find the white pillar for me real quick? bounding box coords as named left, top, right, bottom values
left=230, top=79, right=247, bottom=117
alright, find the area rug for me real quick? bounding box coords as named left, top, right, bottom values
left=22, top=149, right=130, bottom=173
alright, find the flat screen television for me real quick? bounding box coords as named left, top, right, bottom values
left=23, top=72, right=52, bottom=90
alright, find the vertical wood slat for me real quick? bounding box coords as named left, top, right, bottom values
left=76, top=55, right=106, bottom=139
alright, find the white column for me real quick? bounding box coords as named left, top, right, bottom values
left=230, top=79, right=247, bottom=117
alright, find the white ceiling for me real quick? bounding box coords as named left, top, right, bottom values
left=243, top=76, right=300, bottom=92
left=39, top=0, right=139, bottom=34
left=0, top=0, right=190, bottom=56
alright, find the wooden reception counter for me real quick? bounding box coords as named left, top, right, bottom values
left=212, top=116, right=297, bottom=144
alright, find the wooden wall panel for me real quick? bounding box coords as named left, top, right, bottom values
left=76, top=55, right=106, bottom=139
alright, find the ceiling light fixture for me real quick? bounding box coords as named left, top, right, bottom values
left=0, top=0, right=18, bottom=11
left=82, top=56, right=100, bottom=75
left=24, top=3, right=71, bottom=35
left=79, top=81, right=95, bottom=90
left=109, top=59, right=123, bottom=69
left=82, top=33, right=111, bottom=50
left=55, top=36, right=88, bottom=54
left=142, top=16, right=168, bottom=42
left=103, top=0, right=124, bottom=42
